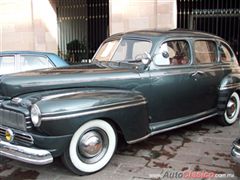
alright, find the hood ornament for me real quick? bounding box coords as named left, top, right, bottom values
left=11, top=97, right=22, bottom=104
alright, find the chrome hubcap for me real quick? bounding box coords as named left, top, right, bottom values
left=79, top=131, right=103, bottom=158
left=226, top=98, right=237, bottom=118
left=78, top=129, right=108, bottom=164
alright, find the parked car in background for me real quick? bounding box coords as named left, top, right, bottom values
left=0, top=51, right=68, bottom=75
left=0, top=30, right=240, bottom=175
left=231, top=138, right=240, bottom=163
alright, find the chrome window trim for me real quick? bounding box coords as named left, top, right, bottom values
left=218, top=40, right=238, bottom=64
left=193, top=39, right=218, bottom=65
left=18, top=54, right=55, bottom=67
left=152, top=38, right=193, bottom=67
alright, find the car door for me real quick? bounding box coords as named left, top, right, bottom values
left=193, top=39, right=224, bottom=112
left=149, top=39, right=201, bottom=123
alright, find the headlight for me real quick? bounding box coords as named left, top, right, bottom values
left=31, top=104, right=41, bottom=127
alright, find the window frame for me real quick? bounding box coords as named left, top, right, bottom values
left=94, top=39, right=120, bottom=62
left=218, top=40, right=237, bottom=64
left=17, top=54, right=55, bottom=72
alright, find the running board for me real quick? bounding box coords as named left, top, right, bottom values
left=127, top=113, right=218, bottom=144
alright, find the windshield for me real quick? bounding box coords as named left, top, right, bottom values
left=94, top=39, right=152, bottom=62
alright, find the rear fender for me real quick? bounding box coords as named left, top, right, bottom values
left=218, top=74, right=240, bottom=114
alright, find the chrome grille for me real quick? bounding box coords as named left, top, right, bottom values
left=0, top=126, right=34, bottom=145
left=25, top=117, right=33, bottom=129
left=0, top=109, right=27, bottom=131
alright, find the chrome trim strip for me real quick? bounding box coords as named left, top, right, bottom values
left=231, top=147, right=240, bottom=164
left=233, top=138, right=240, bottom=150
left=21, top=75, right=138, bottom=88
left=127, top=113, right=217, bottom=144
left=0, top=140, right=53, bottom=165
left=42, top=98, right=146, bottom=116
left=41, top=91, right=84, bottom=101
left=126, top=134, right=151, bottom=144
left=41, top=90, right=143, bottom=101
left=150, top=113, right=218, bottom=136
left=220, top=83, right=240, bottom=90
left=42, top=100, right=147, bottom=121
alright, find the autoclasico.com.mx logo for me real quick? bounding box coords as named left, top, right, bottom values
left=149, top=170, right=235, bottom=179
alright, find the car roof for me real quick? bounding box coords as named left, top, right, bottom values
left=109, top=29, right=224, bottom=40
left=0, top=51, right=57, bottom=56
left=0, top=51, right=69, bottom=66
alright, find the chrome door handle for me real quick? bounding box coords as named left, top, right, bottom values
left=191, top=71, right=204, bottom=77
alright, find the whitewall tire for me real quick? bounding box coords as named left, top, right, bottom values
left=62, top=120, right=117, bottom=175
left=219, top=92, right=240, bottom=126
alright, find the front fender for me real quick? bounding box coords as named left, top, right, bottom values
left=34, top=89, right=150, bottom=142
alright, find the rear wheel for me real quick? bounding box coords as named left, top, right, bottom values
left=218, top=92, right=240, bottom=126
left=62, top=120, right=117, bottom=175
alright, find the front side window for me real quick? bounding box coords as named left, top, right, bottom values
left=153, top=40, right=190, bottom=66
left=0, top=56, right=15, bottom=75
left=19, top=55, right=53, bottom=71
left=194, top=40, right=217, bottom=64
left=94, top=39, right=152, bottom=62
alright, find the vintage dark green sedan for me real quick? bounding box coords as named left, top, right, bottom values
left=0, top=30, right=240, bottom=175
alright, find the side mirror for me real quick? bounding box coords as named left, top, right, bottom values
left=141, top=52, right=152, bottom=65
left=162, top=51, right=169, bottom=58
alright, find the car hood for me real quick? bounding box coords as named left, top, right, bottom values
left=0, top=64, right=140, bottom=98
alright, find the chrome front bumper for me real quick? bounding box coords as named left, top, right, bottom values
left=231, top=138, right=240, bottom=164
left=0, top=140, right=53, bottom=165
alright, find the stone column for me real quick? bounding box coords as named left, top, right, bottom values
left=0, top=0, right=34, bottom=51
left=0, top=0, right=58, bottom=53
left=31, top=0, right=58, bottom=52
left=109, top=0, right=177, bottom=35
left=156, top=0, right=177, bottom=30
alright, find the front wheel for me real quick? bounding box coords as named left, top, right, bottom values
left=62, top=120, right=117, bottom=175
left=218, top=92, right=240, bottom=126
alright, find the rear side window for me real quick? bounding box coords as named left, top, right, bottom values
left=219, top=43, right=234, bottom=63
left=19, top=55, right=54, bottom=71
left=194, top=40, right=217, bottom=64
left=0, top=56, right=15, bottom=74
